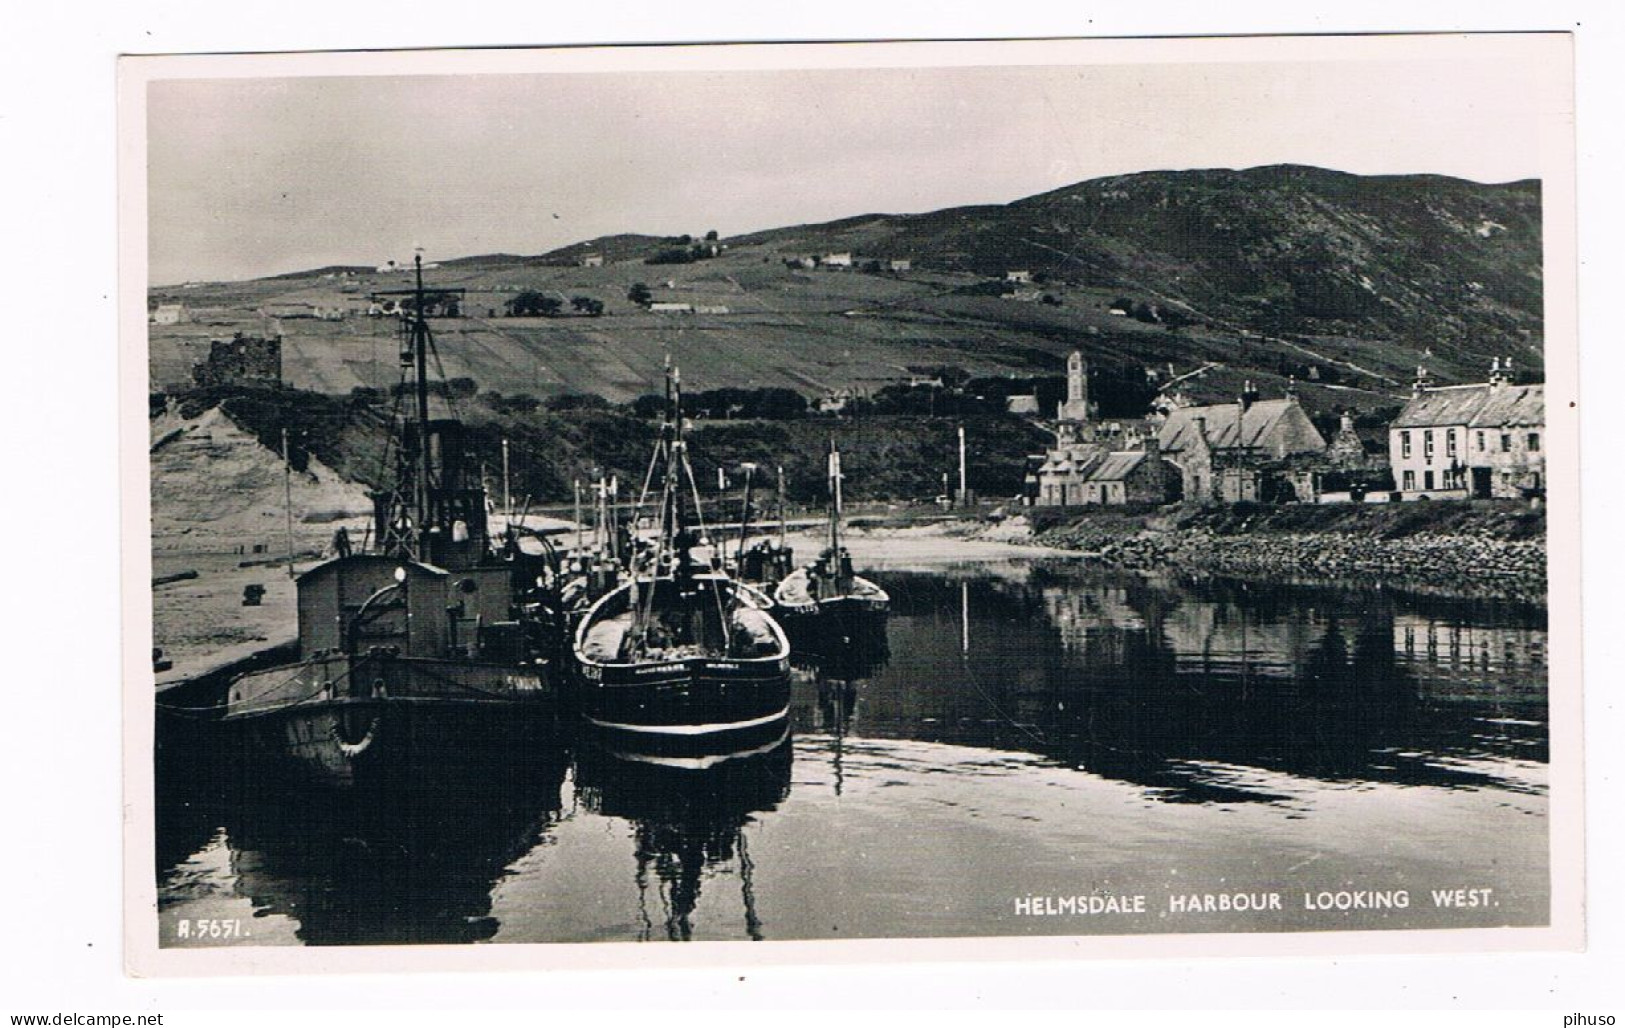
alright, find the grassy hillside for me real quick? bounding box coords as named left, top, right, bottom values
left=149, top=165, right=1542, bottom=425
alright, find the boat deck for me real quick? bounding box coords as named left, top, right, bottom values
left=580, top=601, right=782, bottom=664
left=775, top=567, right=889, bottom=606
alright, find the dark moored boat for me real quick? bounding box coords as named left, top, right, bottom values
left=773, top=444, right=888, bottom=641
left=574, top=367, right=791, bottom=743
left=221, top=256, right=564, bottom=790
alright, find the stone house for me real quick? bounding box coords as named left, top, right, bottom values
left=1080, top=450, right=1174, bottom=506
left=1155, top=386, right=1328, bottom=503
left=1389, top=362, right=1544, bottom=499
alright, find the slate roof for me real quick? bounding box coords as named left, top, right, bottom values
left=1393, top=383, right=1544, bottom=429
left=1039, top=450, right=1103, bottom=477
left=1469, top=384, right=1544, bottom=428
left=1158, top=398, right=1297, bottom=452
left=1090, top=451, right=1149, bottom=481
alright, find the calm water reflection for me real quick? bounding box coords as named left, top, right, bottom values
left=157, top=562, right=1549, bottom=945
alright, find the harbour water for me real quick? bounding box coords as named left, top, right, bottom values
left=156, top=560, right=1548, bottom=945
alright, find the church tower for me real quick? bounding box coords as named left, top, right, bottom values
left=1057, top=350, right=1093, bottom=423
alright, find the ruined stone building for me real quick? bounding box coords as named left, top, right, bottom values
left=191, top=333, right=283, bottom=389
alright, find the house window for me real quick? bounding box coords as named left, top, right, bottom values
left=1446, top=430, right=1457, bottom=459
left=1423, top=470, right=1434, bottom=491
left=1501, top=432, right=1512, bottom=452
left=1403, top=470, right=1415, bottom=490
left=1528, top=432, right=1540, bottom=452
left=1476, top=430, right=1486, bottom=451
left=1401, top=431, right=1412, bottom=459
left=1424, top=430, right=1434, bottom=462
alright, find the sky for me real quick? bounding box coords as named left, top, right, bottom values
left=143, top=39, right=1565, bottom=284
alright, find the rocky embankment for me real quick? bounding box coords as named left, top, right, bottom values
left=1031, top=502, right=1547, bottom=602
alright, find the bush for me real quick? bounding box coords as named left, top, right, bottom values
left=546, top=392, right=611, bottom=413
left=506, top=291, right=561, bottom=317
left=629, top=393, right=666, bottom=419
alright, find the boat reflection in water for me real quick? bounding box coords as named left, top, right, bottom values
left=158, top=561, right=1549, bottom=943
left=161, top=750, right=570, bottom=946
left=574, top=727, right=793, bottom=942
left=792, top=627, right=890, bottom=795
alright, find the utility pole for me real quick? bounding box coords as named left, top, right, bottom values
left=957, top=424, right=968, bottom=508
left=281, top=427, right=295, bottom=578
left=773, top=461, right=786, bottom=548
left=574, top=478, right=583, bottom=553
left=501, top=437, right=511, bottom=521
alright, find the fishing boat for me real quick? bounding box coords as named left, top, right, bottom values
left=219, top=255, right=565, bottom=790
left=772, top=443, right=889, bottom=642
left=573, top=366, right=792, bottom=743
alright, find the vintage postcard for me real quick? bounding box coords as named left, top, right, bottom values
left=120, top=33, right=1582, bottom=975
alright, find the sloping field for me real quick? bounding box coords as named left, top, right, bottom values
left=149, top=243, right=1405, bottom=411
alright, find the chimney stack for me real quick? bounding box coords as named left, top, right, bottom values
left=1240, top=379, right=1259, bottom=412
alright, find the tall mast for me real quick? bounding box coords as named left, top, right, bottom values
left=669, top=364, right=686, bottom=548
left=827, top=441, right=843, bottom=556
left=412, top=253, right=432, bottom=547
left=735, top=463, right=757, bottom=572
left=776, top=465, right=787, bottom=549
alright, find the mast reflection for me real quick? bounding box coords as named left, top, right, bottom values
left=574, top=729, right=793, bottom=941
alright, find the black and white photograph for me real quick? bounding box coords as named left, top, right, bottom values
left=122, top=33, right=1581, bottom=969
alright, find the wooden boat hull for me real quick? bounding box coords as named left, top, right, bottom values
left=578, top=654, right=793, bottom=739
left=774, top=570, right=891, bottom=648
left=222, top=653, right=560, bottom=792
left=574, top=576, right=792, bottom=740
